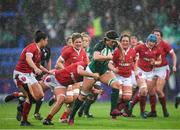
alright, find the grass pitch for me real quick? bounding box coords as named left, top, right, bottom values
left=0, top=101, right=179, bottom=129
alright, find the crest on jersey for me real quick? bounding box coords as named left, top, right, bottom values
left=21, top=77, right=26, bottom=82
left=138, top=72, right=142, bottom=76
left=46, top=77, right=51, bottom=82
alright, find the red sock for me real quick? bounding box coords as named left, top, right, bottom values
left=13, top=92, right=20, bottom=98
left=159, top=96, right=167, bottom=112
left=60, top=111, right=68, bottom=119
left=22, top=101, right=32, bottom=122
left=47, top=114, right=53, bottom=120
left=140, top=96, right=146, bottom=113
left=117, top=100, right=126, bottom=112
left=150, top=95, right=156, bottom=112
left=131, top=91, right=140, bottom=107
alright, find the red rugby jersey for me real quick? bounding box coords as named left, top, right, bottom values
left=15, top=43, right=41, bottom=73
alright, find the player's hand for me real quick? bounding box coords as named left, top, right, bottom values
left=173, top=66, right=176, bottom=73
left=93, top=73, right=100, bottom=80
left=34, top=68, right=42, bottom=75
left=48, top=70, right=55, bottom=75
left=112, top=67, right=119, bottom=73
left=150, top=58, right=155, bottom=65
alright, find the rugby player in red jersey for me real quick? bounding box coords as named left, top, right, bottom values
left=147, top=29, right=177, bottom=117
left=13, top=30, right=51, bottom=126
left=109, top=35, right=136, bottom=117
left=55, top=33, right=88, bottom=69
left=135, top=34, right=162, bottom=118
left=42, top=61, right=99, bottom=125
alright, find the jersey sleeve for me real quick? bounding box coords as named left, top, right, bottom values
left=93, top=42, right=104, bottom=53
left=26, top=44, right=36, bottom=56
left=163, top=42, right=173, bottom=54
left=134, top=44, right=141, bottom=53
left=61, top=48, right=71, bottom=61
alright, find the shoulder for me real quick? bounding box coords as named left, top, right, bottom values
left=26, top=43, right=37, bottom=51
left=135, top=44, right=143, bottom=50
left=94, top=41, right=105, bottom=51
left=62, top=46, right=73, bottom=54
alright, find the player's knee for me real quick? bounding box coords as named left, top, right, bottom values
left=56, top=94, right=65, bottom=104
left=65, top=96, right=74, bottom=104
left=111, top=81, right=121, bottom=90
left=34, top=92, right=44, bottom=101
left=148, top=89, right=156, bottom=96
left=156, top=89, right=164, bottom=97
left=122, top=95, right=132, bottom=101
left=139, top=87, right=147, bottom=96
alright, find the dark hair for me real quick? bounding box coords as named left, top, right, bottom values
left=34, top=30, right=47, bottom=43
left=104, top=30, right=119, bottom=41
left=71, top=33, right=83, bottom=43
left=120, top=34, right=130, bottom=42
left=152, top=29, right=163, bottom=37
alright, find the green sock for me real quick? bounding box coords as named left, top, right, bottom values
left=69, top=98, right=84, bottom=119
left=84, top=99, right=92, bottom=115
left=84, top=94, right=98, bottom=115
left=111, top=88, right=119, bottom=112
left=79, top=101, right=86, bottom=114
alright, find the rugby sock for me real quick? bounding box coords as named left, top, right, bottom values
left=47, top=114, right=53, bottom=120
left=140, top=96, right=146, bottom=113
left=34, top=99, right=43, bottom=114
left=69, top=98, right=84, bottom=119
left=111, top=88, right=119, bottom=112
left=131, top=91, right=140, bottom=108
left=117, top=100, right=126, bottom=111
left=22, top=101, right=32, bottom=122
left=150, top=95, right=156, bottom=112
left=78, top=101, right=85, bottom=114
left=60, top=111, right=68, bottom=119
left=159, top=96, right=167, bottom=112
left=84, top=99, right=93, bottom=115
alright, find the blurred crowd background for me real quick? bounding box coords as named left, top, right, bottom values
left=0, top=0, right=180, bottom=100
left=0, top=0, right=179, bottom=47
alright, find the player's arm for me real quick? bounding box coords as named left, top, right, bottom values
left=93, top=51, right=112, bottom=61
left=169, top=50, right=177, bottom=72
left=46, top=47, right=52, bottom=70
left=150, top=55, right=162, bottom=66
left=26, top=53, right=42, bottom=75
left=55, top=55, right=64, bottom=69
left=77, top=65, right=99, bottom=80
left=39, top=65, right=53, bottom=75
left=108, top=61, right=118, bottom=73
left=47, top=59, right=52, bottom=70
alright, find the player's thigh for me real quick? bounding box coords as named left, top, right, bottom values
left=100, top=71, right=120, bottom=89
left=54, top=87, right=66, bottom=103
left=29, top=82, right=44, bottom=100
left=156, top=77, right=166, bottom=91
left=81, top=77, right=96, bottom=92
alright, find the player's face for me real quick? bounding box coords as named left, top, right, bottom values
left=73, top=38, right=83, bottom=50
left=147, top=41, right=156, bottom=49
left=82, top=37, right=90, bottom=49
left=130, top=36, right=138, bottom=46
left=153, top=32, right=161, bottom=43
left=41, top=38, right=48, bottom=47
left=106, top=39, right=114, bottom=48
left=121, top=37, right=130, bottom=50
left=67, top=39, right=72, bottom=46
